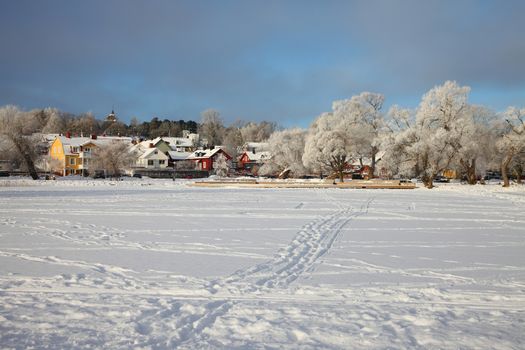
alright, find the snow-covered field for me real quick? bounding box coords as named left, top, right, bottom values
left=1, top=179, right=524, bottom=349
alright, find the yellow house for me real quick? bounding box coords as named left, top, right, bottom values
left=49, top=136, right=97, bottom=175
left=49, top=135, right=132, bottom=176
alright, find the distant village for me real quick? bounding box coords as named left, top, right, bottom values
left=46, top=129, right=268, bottom=179
left=1, top=81, right=524, bottom=188
left=0, top=107, right=376, bottom=181
left=33, top=110, right=275, bottom=179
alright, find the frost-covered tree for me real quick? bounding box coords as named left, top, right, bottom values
left=91, top=142, right=135, bottom=178
left=213, top=153, right=229, bottom=177
left=222, top=126, right=244, bottom=160
left=239, top=121, right=276, bottom=142
left=259, top=128, right=307, bottom=177
left=30, top=107, right=65, bottom=134
left=389, top=81, right=471, bottom=188
left=510, top=150, right=525, bottom=184
left=303, top=112, right=355, bottom=182
left=0, top=105, right=41, bottom=179
left=454, top=106, right=495, bottom=184
left=497, top=107, right=525, bottom=187
left=199, top=109, right=224, bottom=147
left=381, top=105, right=417, bottom=179
left=332, top=92, right=386, bottom=178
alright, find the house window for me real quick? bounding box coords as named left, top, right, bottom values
left=148, top=160, right=154, bottom=166
left=159, top=160, right=165, bottom=165
left=202, top=162, right=207, bottom=169
left=69, top=158, right=75, bottom=166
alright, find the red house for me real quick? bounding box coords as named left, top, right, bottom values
left=238, top=150, right=271, bottom=173
left=186, top=147, right=232, bottom=171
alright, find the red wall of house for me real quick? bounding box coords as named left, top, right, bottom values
left=239, top=153, right=249, bottom=169
left=200, top=158, right=212, bottom=170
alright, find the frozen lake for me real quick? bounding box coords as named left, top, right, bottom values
left=1, top=179, right=524, bottom=349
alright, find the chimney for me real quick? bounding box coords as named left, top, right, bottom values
left=65, top=131, right=71, bottom=138
left=149, top=143, right=154, bottom=148
left=91, top=134, right=97, bottom=140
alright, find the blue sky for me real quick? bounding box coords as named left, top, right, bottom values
left=1, top=0, right=524, bottom=127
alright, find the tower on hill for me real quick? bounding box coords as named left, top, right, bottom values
left=105, top=109, right=117, bottom=122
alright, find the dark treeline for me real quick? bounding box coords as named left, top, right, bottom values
left=43, top=109, right=199, bottom=138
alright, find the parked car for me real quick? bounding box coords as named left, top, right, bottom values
left=93, top=171, right=105, bottom=179
left=132, top=173, right=142, bottom=179
left=434, top=176, right=450, bottom=183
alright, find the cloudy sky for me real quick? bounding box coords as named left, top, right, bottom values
left=1, top=0, right=524, bottom=126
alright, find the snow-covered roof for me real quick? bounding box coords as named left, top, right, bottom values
left=167, top=151, right=192, bottom=160
left=38, top=133, right=61, bottom=143
left=56, top=136, right=91, bottom=147
left=349, top=151, right=386, bottom=167
left=56, top=136, right=132, bottom=155
left=162, top=137, right=194, bottom=149
left=133, top=139, right=163, bottom=152
left=143, top=138, right=161, bottom=146
left=139, top=148, right=169, bottom=160
left=243, top=151, right=271, bottom=162
left=187, top=147, right=230, bottom=160
left=243, top=142, right=269, bottom=152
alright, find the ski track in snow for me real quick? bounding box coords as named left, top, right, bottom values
left=1, top=180, right=525, bottom=349
left=168, top=192, right=373, bottom=347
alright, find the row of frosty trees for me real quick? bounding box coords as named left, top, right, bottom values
left=1, top=81, right=524, bottom=188
left=259, top=81, right=524, bottom=188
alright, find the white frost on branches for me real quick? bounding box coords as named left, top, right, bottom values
left=259, top=128, right=307, bottom=177
left=213, top=153, right=229, bottom=177
left=303, top=112, right=355, bottom=182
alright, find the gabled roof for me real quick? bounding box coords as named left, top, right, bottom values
left=139, top=147, right=169, bottom=160
left=133, top=138, right=165, bottom=152
left=349, top=150, right=386, bottom=167
left=54, top=136, right=132, bottom=155
left=242, top=151, right=271, bottom=162
left=167, top=151, right=192, bottom=160
left=187, top=147, right=231, bottom=160
left=162, top=137, right=194, bottom=149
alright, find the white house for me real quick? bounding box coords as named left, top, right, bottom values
left=135, top=147, right=169, bottom=169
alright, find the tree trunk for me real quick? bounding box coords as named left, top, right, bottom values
left=421, top=174, right=434, bottom=189
left=513, top=164, right=523, bottom=184
left=330, top=155, right=346, bottom=183
left=467, top=158, right=477, bottom=185
left=13, top=140, right=39, bottom=180
left=501, top=153, right=513, bottom=187
left=23, top=152, right=39, bottom=180
left=460, top=158, right=477, bottom=185
left=370, top=153, right=376, bottom=179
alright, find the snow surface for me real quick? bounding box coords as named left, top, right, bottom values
left=1, top=179, right=524, bottom=349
